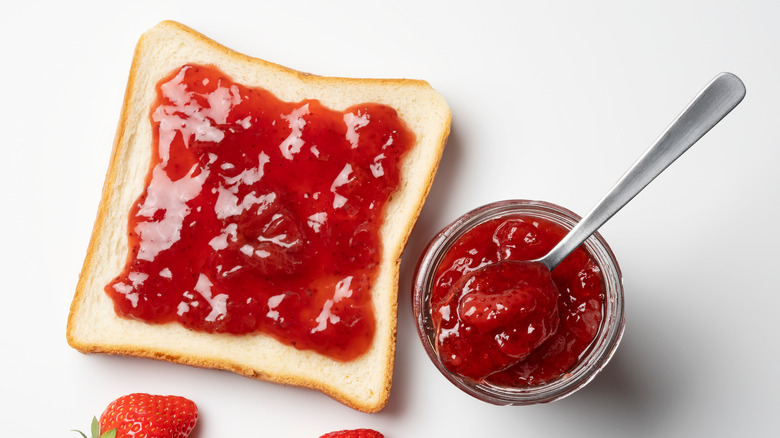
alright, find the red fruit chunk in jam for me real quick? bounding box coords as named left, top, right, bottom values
left=105, top=64, right=414, bottom=361
left=430, top=216, right=605, bottom=386
left=434, top=260, right=560, bottom=380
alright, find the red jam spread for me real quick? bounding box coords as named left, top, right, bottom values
left=431, top=216, right=604, bottom=386
left=106, top=64, right=414, bottom=361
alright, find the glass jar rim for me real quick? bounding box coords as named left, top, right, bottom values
left=412, top=199, right=626, bottom=405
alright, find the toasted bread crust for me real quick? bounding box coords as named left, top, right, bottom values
left=67, top=20, right=450, bottom=413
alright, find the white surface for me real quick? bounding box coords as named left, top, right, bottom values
left=2, top=1, right=779, bottom=436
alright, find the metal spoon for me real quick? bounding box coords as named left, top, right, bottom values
left=537, top=72, right=746, bottom=271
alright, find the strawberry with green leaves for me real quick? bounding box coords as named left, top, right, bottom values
left=75, top=393, right=198, bottom=438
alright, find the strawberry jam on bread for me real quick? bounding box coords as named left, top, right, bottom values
left=106, top=63, right=415, bottom=361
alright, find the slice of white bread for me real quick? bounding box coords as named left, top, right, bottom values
left=66, top=20, right=450, bottom=413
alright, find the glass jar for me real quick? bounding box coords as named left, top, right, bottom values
left=412, top=199, right=625, bottom=405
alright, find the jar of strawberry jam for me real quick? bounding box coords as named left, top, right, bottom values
left=412, top=200, right=625, bottom=404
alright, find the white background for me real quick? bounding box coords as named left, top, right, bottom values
left=3, top=1, right=779, bottom=436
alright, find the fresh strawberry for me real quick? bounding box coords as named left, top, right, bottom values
left=319, top=428, right=384, bottom=438
left=76, top=393, right=198, bottom=438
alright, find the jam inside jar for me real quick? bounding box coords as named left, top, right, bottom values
left=413, top=200, right=625, bottom=405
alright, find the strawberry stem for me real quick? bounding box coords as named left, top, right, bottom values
left=72, top=417, right=116, bottom=438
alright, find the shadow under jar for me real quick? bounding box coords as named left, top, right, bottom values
left=412, top=200, right=625, bottom=405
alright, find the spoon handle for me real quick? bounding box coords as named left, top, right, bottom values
left=540, top=72, right=746, bottom=270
